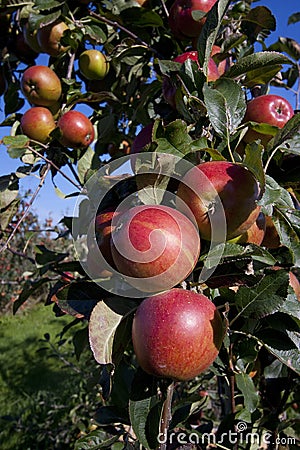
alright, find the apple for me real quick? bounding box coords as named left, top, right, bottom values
left=132, top=288, right=224, bottom=380
left=21, top=65, right=62, bottom=107
left=169, top=0, right=218, bottom=40
left=79, top=49, right=110, bottom=81
left=211, top=45, right=228, bottom=76
left=37, top=20, right=69, bottom=57
left=261, top=215, right=281, bottom=249
left=176, top=161, right=261, bottom=241
left=243, top=94, right=294, bottom=146
left=289, top=272, right=300, bottom=301
left=23, top=22, right=43, bottom=54
left=228, top=212, right=266, bottom=245
left=20, top=107, right=56, bottom=144
left=57, top=110, right=95, bottom=148
left=110, top=204, right=200, bottom=292
left=163, top=50, right=219, bottom=109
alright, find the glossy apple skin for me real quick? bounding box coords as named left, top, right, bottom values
left=111, top=205, right=200, bottom=292
left=132, top=288, right=224, bottom=380
left=57, top=110, right=95, bottom=148
left=21, top=65, right=62, bottom=107
left=163, top=50, right=219, bottom=108
left=243, top=95, right=294, bottom=145
left=37, top=20, right=69, bottom=57
left=20, top=107, right=56, bottom=143
left=176, top=161, right=261, bottom=241
left=79, top=49, right=110, bottom=81
left=228, top=212, right=266, bottom=245
left=169, top=0, right=218, bottom=39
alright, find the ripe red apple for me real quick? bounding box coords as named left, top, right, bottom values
left=169, top=0, right=218, bottom=40
left=132, top=288, right=224, bottom=380
left=20, top=107, right=56, bottom=144
left=163, top=50, right=219, bottom=109
left=176, top=161, right=261, bottom=241
left=110, top=205, right=200, bottom=292
left=79, top=49, right=110, bottom=80
left=21, top=65, right=62, bottom=107
left=228, top=212, right=266, bottom=245
left=261, top=215, right=281, bottom=249
left=57, top=110, right=95, bottom=148
left=37, top=20, right=69, bottom=57
left=243, top=94, right=294, bottom=146
left=211, top=45, right=228, bottom=76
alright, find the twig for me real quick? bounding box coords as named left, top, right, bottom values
left=160, top=0, right=169, bottom=18
left=89, top=11, right=160, bottom=57
left=159, top=381, right=174, bottom=450
left=28, top=145, right=82, bottom=191
left=6, top=246, right=35, bottom=264
left=0, top=164, right=51, bottom=254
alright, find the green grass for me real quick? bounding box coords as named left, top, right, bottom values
left=0, top=304, right=94, bottom=450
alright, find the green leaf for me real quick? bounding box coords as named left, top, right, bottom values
left=89, top=301, right=123, bottom=365
left=0, top=174, right=19, bottom=210
left=268, top=113, right=300, bottom=150
left=288, top=12, right=300, bottom=25
left=129, top=395, right=160, bottom=449
left=75, top=429, right=121, bottom=450
left=242, top=142, right=265, bottom=193
left=241, top=6, right=276, bottom=43
left=120, top=7, right=163, bottom=27
left=225, top=52, right=291, bottom=79
left=0, top=198, right=19, bottom=231
left=235, top=372, right=259, bottom=413
left=234, top=270, right=289, bottom=320
left=245, top=64, right=283, bottom=87
left=13, top=277, right=51, bottom=314
left=203, top=79, right=246, bottom=139
left=269, top=37, right=300, bottom=61
left=258, top=175, right=294, bottom=213
left=273, top=208, right=300, bottom=266
left=35, top=244, right=68, bottom=270
left=2, top=135, right=29, bottom=148
left=197, top=0, right=231, bottom=76
left=78, top=147, right=101, bottom=184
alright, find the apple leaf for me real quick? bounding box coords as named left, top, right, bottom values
left=120, top=7, right=163, bottom=28
left=197, top=0, right=231, bottom=76
left=268, top=113, right=300, bottom=151
left=74, top=429, right=121, bottom=450
left=288, top=12, right=300, bottom=25
left=89, top=300, right=124, bottom=365
left=0, top=173, right=19, bottom=211
left=154, top=119, right=192, bottom=156
left=54, top=281, right=100, bottom=318
left=2, top=135, right=29, bottom=149
left=258, top=174, right=294, bottom=214
left=273, top=208, right=300, bottom=266
left=241, top=6, right=276, bottom=43
left=245, top=64, right=282, bottom=87
left=78, top=147, right=101, bottom=184
left=0, top=198, right=19, bottom=232
left=235, top=372, right=259, bottom=413
left=203, top=79, right=246, bottom=140
left=224, top=51, right=291, bottom=79
left=13, top=277, right=52, bottom=314
left=269, top=37, right=300, bottom=62
left=243, top=142, right=265, bottom=194
left=234, top=270, right=289, bottom=321
left=129, top=395, right=160, bottom=450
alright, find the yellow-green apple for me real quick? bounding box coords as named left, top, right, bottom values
left=243, top=94, right=294, bottom=146
left=228, top=212, right=266, bottom=245
left=176, top=160, right=261, bottom=241
left=57, top=110, right=94, bottom=148
left=79, top=49, right=110, bottom=80
left=132, top=288, right=224, bottom=380
left=162, top=50, right=219, bottom=108
left=21, top=65, right=62, bottom=107
left=20, top=107, right=56, bottom=143
left=110, top=205, right=200, bottom=292
left=169, top=0, right=218, bottom=40
left=37, top=20, right=69, bottom=57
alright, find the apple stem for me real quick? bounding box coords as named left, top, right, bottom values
left=159, top=381, right=174, bottom=450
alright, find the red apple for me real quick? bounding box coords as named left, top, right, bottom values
left=243, top=94, right=294, bottom=146
left=21, top=65, right=62, bottom=107
left=169, top=0, right=218, bottom=40
left=228, top=212, right=266, bottom=245
left=37, top=20, right=69, bottom=57
left=79, top=49, right=110, bottom=81
left=163, top=50, right=219, bottom=108
left=132, top=288, right=224, bottom=380
left=176, top=161, right=261, bottom=241
left=57, top=110, right=94, bottom=148
left=20, top=107, right=56, bottom=144
left=110, top=204, right=200, bottom=292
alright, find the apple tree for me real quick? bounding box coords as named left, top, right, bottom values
left=0, top=0, right=300, bottom=448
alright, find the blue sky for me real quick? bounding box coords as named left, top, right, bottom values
left=0, top=0, right=299, bottom=225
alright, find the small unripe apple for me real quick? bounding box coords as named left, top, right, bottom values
left=111, top=204, right=200, bottom=293
left=243, top=94, right=294, bottom=146
left=79, top=49, right=110, bottom=81
left=57, top=110, right=95, bottom=148
left=228, top=212, right=266, bottom=245
left=169, top=0, right=218, bottom=40
left=132, top=288, right=224, bottom=380
left=176, top=161, right=261, bottom=241
left=20, top=107, right=56, bottom=143
left=21, top=65, right=62, bottom=107
left=37, top=20, right=69, bottom=57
